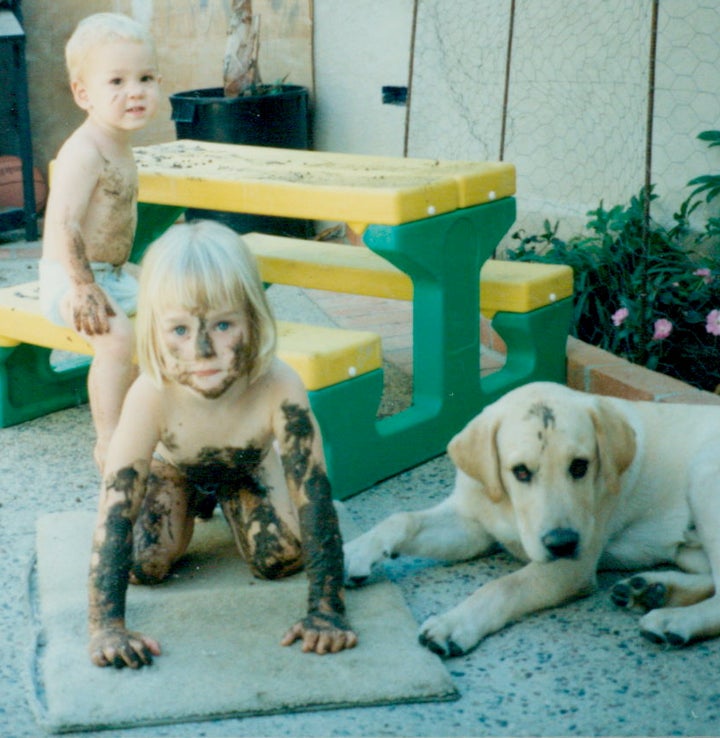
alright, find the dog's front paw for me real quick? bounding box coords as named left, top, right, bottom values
left=343, top=534, right=387, bottom=586
left=611, top=575, right=668, bottom=612
left=418, top=612, right=480, bottom=658
left=639, top=608, right=694, bottom=648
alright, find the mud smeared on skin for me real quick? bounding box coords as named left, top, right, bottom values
left=181, top=445, right=265, bottom=496
left=195, top=318, right=215, bottom=358
left=90, top=506, right=133, bottom=623
left=132, top=480, right=172, bottom=551
left=280, top=402, right=314, bottom=487
left=223, top=492, right=304, bottom=579
left=170, top=332, right=255, bottom=400
left=279, top=403, right=346, bottom=620
left=95, top=163, right=136, bottom=264
left=160, top=430, right=179, bottom=452
left=68, top=230, right=94, bottom=283
left=299, top=466, right=346, bottom=619
left=232, top=338, right=255, bottom=381
left=130, top=468, right=176, bottom=584
left=181, top=445, right=303, bottom=578
left=89, top=466, right=144, bottom=628
left=102, top=165, right=130, bottom=199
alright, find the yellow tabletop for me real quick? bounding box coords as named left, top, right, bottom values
left=135, top=141, right=516, bottom=229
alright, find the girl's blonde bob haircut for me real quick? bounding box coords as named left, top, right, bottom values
left=136, top=220, right=277, bottom=388
left=65, top=12, right=157, bottom=83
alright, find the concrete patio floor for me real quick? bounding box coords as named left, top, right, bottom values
left=2, top=237, right=720, bottom=737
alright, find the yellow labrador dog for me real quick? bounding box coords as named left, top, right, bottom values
left=344, top=382, right=720, bottom=657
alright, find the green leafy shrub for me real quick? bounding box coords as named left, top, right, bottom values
left=506, top=131, right=720, bottom=392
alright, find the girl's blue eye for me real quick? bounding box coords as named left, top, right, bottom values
left=172, top=325, right=188, bottom=336
left=215, top=321, right=231, bottom=331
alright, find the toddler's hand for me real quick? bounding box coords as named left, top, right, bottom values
left=72, top=282, right=116, bottom=335
left=89, top=626, right=161, bottom=669
left=281, top=612, right=358, bottom=654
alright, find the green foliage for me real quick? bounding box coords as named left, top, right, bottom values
left=506, top=131, right=720, bottom=392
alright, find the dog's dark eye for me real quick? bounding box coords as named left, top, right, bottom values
left=512, top=464, right=533, bottom=483
left=569, top=458, right=589, bottom=479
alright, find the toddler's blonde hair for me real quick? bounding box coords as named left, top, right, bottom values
left=136, top=220, right=277, bottom=388
left=65, top=13, right=157, bottom=83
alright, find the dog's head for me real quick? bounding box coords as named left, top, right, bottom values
left=448, top=382, right=636, bottom=563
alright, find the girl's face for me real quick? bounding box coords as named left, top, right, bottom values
left=157, top=305, right=253, bottom=399
left=72, top=39, right=160, bottom=136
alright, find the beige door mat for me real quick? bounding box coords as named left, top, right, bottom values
left=27, top=510, right=458, bottom=733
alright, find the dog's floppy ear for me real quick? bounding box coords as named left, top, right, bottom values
left=589, top=399, right=636, bottom=494
left=447, top=409, right=505, bottom=502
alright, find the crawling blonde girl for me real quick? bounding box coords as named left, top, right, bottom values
left=87, top=220, right=357, bottom=668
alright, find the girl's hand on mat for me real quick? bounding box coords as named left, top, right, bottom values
left=281, top=612, right=358, bottom=654
left=89, top=626, right=161, bottom=669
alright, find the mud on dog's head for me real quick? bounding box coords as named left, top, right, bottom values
left=448, top=383, right=636, bottom=563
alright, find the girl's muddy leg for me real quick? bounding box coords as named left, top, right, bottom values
left=131, top=459, right=194, bottom=584
left=220, top=489, right=304, bottom=580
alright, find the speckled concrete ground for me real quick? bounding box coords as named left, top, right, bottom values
left=3, top=241, right=720, bottom=737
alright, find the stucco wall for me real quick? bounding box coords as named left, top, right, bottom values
left=312, top=0, right=412, bottom=156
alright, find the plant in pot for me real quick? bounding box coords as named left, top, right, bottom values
left=169, top=0, right=311, bottom=237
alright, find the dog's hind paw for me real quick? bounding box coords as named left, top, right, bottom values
left=611, top=575, right=668, bottom=612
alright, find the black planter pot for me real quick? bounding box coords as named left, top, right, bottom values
left=170, top=84, right=312, bottom=238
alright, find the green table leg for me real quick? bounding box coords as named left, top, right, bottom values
left=364, top=198, right=519, bottom=459
left=130, top=203, right=186, bottom=264
left=311, top=198, right=562, bottom=498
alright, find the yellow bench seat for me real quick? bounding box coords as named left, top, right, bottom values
left=243, top=233, right=573, bottom=317
left=0, top=282, right=381, bottom=391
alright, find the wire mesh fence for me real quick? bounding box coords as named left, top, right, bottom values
left=407, top=0, right=720, bottom=241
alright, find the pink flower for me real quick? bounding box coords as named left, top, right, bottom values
left=611, top=307, right=629, bottom=327
left=706, top=309, right=720, bottom=336
left=652, top=318, right=673, bottom=341
left=695, top=268, right=714, bottom=284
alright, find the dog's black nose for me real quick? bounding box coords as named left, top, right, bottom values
left=542, top=528, right=580, bottom=559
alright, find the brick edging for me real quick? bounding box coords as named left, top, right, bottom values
left=565, top=336, right=720, bottom=404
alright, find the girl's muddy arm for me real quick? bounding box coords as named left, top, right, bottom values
left=87, top=377, right=163, bottom=668
left=88, top=462, right=160, bottom=668
left=275, top=399, right=357, bottom=654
